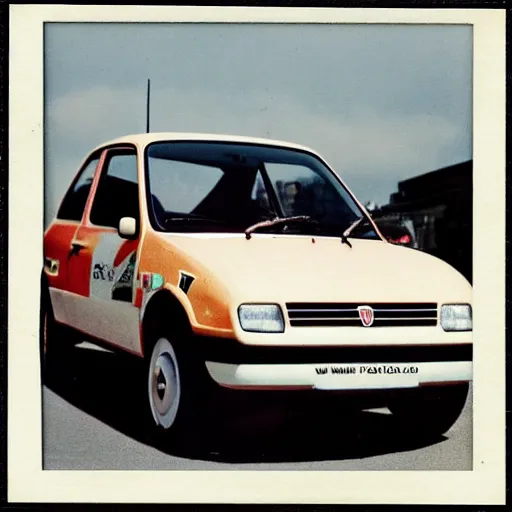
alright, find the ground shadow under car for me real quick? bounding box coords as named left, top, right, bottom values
left=42, top=344, right=448, bottom=465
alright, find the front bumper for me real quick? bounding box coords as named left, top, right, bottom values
left=193, top=337, right=473, bottom=391
left=205, top=360, right=472, bottom=390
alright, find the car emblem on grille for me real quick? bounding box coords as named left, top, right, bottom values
left=358, top=305, right=374, bottom=327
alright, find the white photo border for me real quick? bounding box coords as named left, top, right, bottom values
left=8, top=5, right=506, bottom=505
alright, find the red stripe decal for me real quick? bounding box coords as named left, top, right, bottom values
left=113, top=240, right=137, bottom=267
left=134, top=288, right=143, bottom=308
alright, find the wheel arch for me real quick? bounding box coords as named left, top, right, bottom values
left=140, top=289, right=192, bottom=359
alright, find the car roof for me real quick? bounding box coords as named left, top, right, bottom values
left=91, top=132, right=321, bottom=156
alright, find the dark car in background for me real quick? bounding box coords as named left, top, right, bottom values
left=375, top=220, right=415, bottom=248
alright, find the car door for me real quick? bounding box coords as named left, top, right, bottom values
left=44, top=150, right=104, bottom=327
left=66, top=146, right=143, bottom=355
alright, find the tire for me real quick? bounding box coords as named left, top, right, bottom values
left=40, top=285, right=62, bottom=384
left=388, top=383, right=470, bottom=437
left=144, top=326, right=216, bottom=452
left=40, top=282, right=75, bottom=385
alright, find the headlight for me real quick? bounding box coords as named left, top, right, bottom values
left=238, top=304, right=285, bottom=333
left=440, top=304, right=472, bottom=331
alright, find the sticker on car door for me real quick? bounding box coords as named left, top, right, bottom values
left=90, top=234, right=138, bottom=303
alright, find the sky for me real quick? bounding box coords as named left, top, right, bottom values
left=44, top=22, right=472, bottom=225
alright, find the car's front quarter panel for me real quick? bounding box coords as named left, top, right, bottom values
left=137, top=230, right=237, bottom=338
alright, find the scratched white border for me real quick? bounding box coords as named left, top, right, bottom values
left=8, top=5, right=506, bottom=504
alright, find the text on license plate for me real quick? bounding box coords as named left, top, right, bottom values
left=314, top=364, right=419, bottom=376
left=313, top=364, right=420, bottom=390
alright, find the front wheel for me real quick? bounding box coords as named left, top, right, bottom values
left=388, top=383, right=470, bottom=438
left=147, top=337, right=183, bottom=429
left=145, top=333, right=216, bottom=452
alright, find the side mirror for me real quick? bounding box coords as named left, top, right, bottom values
left=118, top=217, right=137, bottom=239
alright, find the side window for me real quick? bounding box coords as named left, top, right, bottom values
left=57, top=156, right=100, bottom=221
left=89, top=150, right=139, bottom=229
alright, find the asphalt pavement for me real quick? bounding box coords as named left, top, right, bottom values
left=42, top=343, right=472, bottom=471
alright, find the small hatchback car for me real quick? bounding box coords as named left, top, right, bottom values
left=42, top=132, right=472, bottom=443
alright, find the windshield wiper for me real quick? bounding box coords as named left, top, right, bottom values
left=245, top=216, right=316, bottom=240
left=340, top=216, right=370, bottom=248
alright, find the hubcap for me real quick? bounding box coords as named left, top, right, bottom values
left=148, top=339, right=181, bottom=428
left=156, top=366, right=166, bottom=400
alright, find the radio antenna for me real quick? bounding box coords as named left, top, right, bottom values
left=146, top=79, right=151, bottom=133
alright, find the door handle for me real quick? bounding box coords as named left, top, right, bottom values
left=69, top=239, right=89, bottom=256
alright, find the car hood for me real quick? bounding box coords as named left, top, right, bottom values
left=159, top=233, right=472, bottom=305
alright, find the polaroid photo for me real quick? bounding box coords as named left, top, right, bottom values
left=8, top=4, right=506, bottom=505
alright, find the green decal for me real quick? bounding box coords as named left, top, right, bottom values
left=151, top=273, right=164, bottom=290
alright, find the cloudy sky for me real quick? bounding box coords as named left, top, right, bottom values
left=44, top=22, right=472, bottom=225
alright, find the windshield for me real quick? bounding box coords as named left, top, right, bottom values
left=145, top=141, right=380, bottom=240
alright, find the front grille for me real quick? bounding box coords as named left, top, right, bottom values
left=286, top=302, right=438, bottom=327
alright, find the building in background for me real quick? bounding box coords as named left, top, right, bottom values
left=371, top=160, right=472, bottom=283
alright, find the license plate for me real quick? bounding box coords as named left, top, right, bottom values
left=313, top=363, right=420, bottom=390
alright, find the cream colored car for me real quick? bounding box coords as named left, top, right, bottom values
left=42, top=132, right=472, bottom=445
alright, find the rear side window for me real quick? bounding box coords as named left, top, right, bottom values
left=57, top=156, right=99, bottom=221
left=89, top=150, right=139, bottom=229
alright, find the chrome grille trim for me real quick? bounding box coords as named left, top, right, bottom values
left=286, top=303, right=438, bottom=327
left=286, top=308, right=437, bottom=313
